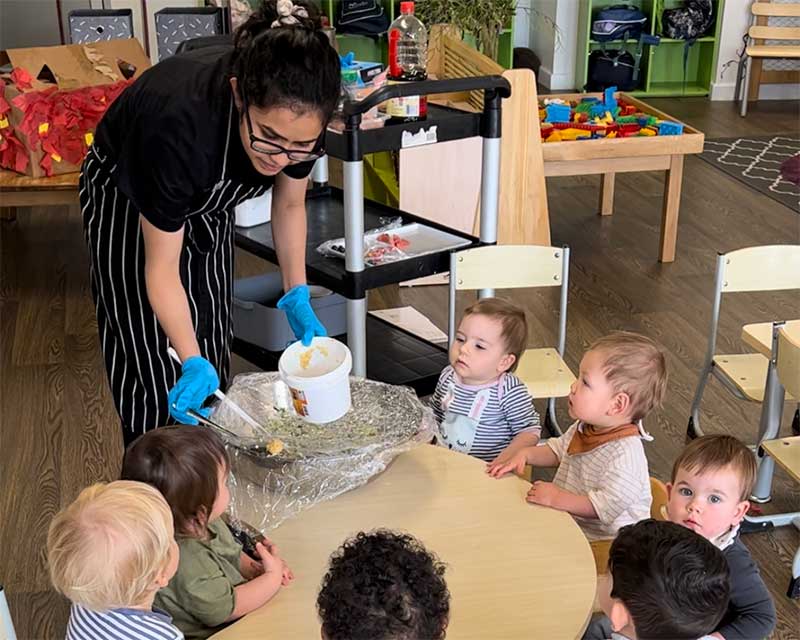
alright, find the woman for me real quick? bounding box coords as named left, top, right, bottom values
left=81, top=0, right=340, bottom=446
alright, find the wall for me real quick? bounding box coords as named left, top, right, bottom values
left=711, top=0, right=800, bottom=101
left=0, top=0, right=95, bottom=50
left=528, top=0, right=579, bottom=90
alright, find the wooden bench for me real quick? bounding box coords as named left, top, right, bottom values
left=739, top=1, right=800, bottom=117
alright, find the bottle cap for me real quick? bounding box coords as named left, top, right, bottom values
left=400, top=2, right=414, bottom=15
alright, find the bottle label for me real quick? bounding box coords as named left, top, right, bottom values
left=386, top=80, right=427, bottom=119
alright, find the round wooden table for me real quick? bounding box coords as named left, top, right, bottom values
left=212, top=444, right=596, bottom=639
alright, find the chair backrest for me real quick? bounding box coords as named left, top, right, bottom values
left=451, top=245, right=566, bottom=291
left=777, top=326, right=800, bottom=400
left=752, top=2, right=800, bottom=18
left=650, top=477, right=669, bottom=521
left=750, top=2, right=800, bottom=41
left=721, top=245, right=800, bottom=293
left=447, top=245, right=570, bottom=349
left=703, top=245, right=800, bottom=362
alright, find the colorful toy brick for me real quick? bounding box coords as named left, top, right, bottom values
left=658, top=121, right=684, bottom=135
left=544, top=103, right=571, bottom=123
left=603, top=87, right=618, bottom=111
left=559, top=128, right=592, bottom=141
left=546, top=130, right=562, bottom=142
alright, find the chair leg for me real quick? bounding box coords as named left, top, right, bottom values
left=740, top=55, right=752, bottom=117
left=544, top=398, right=564, bottom=438
left=687, top=364, right=713, bottom=440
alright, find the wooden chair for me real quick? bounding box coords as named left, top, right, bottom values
left=744, top=325, right=800, bottom=598
left=687, top=245, right=800, bottom=442
left=448, top=245, right=575, bottom=435
left=738, top=2, right=800, bottom=117
left=590, top=477, right=669, bottom=575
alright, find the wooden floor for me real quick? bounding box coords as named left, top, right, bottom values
left=2, top=98, right=798, bottom=639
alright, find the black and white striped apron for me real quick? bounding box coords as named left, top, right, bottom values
left=80, top=101, right=268, bottom=445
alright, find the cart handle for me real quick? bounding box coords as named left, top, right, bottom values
left=342, top=75, right=511, bottom=117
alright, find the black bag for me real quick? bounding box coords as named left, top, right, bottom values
left=662, top=0, right=714, bottom=40
left=592, top=5, right=648, bottom=42
left=336, top=0, right=389, bottom=37
left=586, top=48, right=637, bottom=91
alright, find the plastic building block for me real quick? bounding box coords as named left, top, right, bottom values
left=603, top=86, right=618, bottom=111
left=589, top=103, right=607, bottom=119
left=638, top=127, right=657, bottom=136
left=559, top=128, right=592, bottom=141
left=543, top=98, right=568, bottom=106
left=544, top=103, right=571, bottom=123
left=546, top=130, right=562, bottom=142
left=658, top=121, right=684, bottom=135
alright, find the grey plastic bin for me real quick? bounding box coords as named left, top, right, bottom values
left=232, top=273, right=347, bottom=351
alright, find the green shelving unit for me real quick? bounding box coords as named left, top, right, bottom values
left=576, top=0, right=724, bottom=97
left=322, top=1, right=514, bottom=69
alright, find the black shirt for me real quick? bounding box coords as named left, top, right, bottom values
left=95, top=45, right=314, bottom=232
left=717, top=536, right=777, bottom=640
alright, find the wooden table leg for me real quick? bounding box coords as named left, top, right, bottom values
left=660, top=154, right=684, bottom=263
left=0, top=207, right=17, bottom=222
left=599, top=172, right=615, bottom=216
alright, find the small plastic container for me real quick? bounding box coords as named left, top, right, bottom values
left=278, top=337, right=353, bottom=423
left=235, top=189, right=272, bottom=228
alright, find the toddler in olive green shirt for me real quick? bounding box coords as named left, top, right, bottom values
left=122, top=426, right=293, bottom=640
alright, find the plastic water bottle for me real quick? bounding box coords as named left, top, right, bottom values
left=386, top=1, right=427, bottom=123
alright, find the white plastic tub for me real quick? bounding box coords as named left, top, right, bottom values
left=278, top=337, right=353, bottom=423
left=235, top=189, right=272, bottom=227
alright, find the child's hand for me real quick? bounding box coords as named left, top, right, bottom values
left=280, top=560, right=294, bottom=587
left=486, top=449, right=528, bottom=478
left=255, top=541, right=284, bottom=575
left=526, top=480, right=562, bottom=507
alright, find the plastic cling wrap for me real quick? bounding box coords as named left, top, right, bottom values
left=210, top=372, right=436, bottom=531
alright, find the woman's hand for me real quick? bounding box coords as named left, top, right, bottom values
left=277, top=284, right=327, bottom=346
left=167, top=355, right=219, bottom=424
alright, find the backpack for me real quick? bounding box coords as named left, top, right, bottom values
left=662, top=0, right=714, bottom=40
left=336, top=0, right=389, bottom=38
left=586, top=48, right=637, bottom=91
left=592, top=5, right=648, bottom=42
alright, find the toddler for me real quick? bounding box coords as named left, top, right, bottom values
left=121, top=425, right=293, bottom=639
left=317, top=529, right=450, bottom=640
left=47, top=480, right=182, bottom=639
left=597, top=518, right=730, bottom=640
left=489, top=331, right=666, bottom=540
left=432, top=298, right=540, bottom=464
left=667, top=434, right=776, bottom=639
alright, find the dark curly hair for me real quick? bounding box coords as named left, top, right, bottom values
left=232, top=0, right=340, bottom=120
left=317, top=530, right=450, bottom=640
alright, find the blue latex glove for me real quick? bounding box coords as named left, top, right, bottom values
left=277, top=284, right=327, bottom=346
left=168, top=356, right=220, bottom=425
left=339, top=52, right=355, bottom=68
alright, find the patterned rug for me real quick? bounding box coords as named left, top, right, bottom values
left=698, top=135, right=799, bottom=212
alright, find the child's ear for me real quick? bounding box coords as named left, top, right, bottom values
left=608, top=391, right=631, bottom=417
left=497, top=353, right=516, bottom=374
left=732, top=499, right=750, bottom=526
left=609, top=599, right=633, bottom=635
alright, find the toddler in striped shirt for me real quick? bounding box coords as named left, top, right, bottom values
left=488, top=331, right=667, bottom=540
left=432, top=298, right=541, bottom=464
left=47, top=481, right=183, bottom=640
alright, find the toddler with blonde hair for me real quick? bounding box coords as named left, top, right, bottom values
left=47, top=480, right=182, bottom=639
